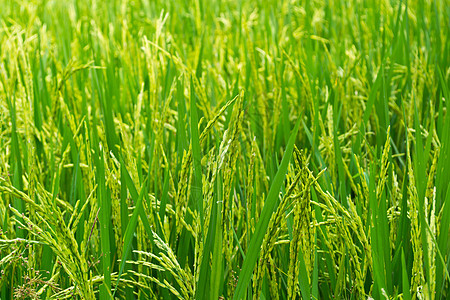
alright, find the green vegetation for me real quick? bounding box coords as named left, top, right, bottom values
left=0, top=0, right=449, bottom=299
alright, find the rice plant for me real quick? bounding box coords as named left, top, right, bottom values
left=0, top=0, right=449, bottom=299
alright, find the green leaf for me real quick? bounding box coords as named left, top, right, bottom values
left=233, top=118, right=300, bottom=300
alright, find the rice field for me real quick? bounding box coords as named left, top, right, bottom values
left=0, top=0, right=449, bottom=299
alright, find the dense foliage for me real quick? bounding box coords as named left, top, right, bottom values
left=0, top=0, right=449, bottom=299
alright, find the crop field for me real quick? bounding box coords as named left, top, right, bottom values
left=0, top=0, right=449, bottom=299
